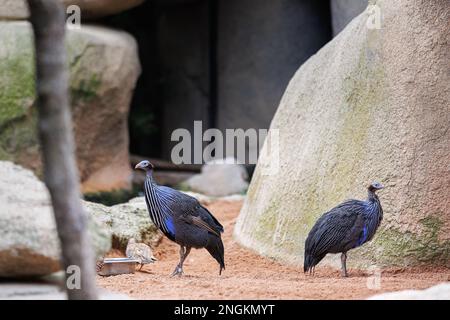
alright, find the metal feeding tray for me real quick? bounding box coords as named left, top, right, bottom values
left=97, top=258, right=140, bottom=276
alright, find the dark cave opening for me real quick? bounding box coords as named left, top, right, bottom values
left=97, top=0, right=332, bottom=162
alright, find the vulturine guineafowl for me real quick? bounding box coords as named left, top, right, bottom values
left=304, top=182, right=384, bottom=277
left=135, top=160, right=225, bottom=276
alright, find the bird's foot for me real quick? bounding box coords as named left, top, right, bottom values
left=341, top=271, right=349, bottom=278
left=171, top=266, right=183, bottom=277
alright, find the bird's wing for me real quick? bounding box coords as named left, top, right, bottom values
left=199, top=205, right=224, bottom=232
left=306, top=200, right=366, bottom=256
left=156, top=186, right=224, bottom=235
left=179, top=215, right=221, bottom=237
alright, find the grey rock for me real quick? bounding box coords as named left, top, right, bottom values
left=86, top=197, right=162, bottom=250
left=0, top=161, right=111, bottom=278
left=368, top=283, right=450, bottom=300
left=0, top=283, right=130, bottom=300
left=184, top=159, right=249, bottom=197
left=0, top=0, right=28, bottom=20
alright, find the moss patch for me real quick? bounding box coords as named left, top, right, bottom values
left=70, top=74, right=101, bottom=105
left=0, top=29, right=35, bottom=129
left=0, top=24, right=102, bottom=173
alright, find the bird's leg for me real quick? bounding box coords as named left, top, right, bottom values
left=341, top=252, right=348, bottom=277
left=139, top=263, right=143, bottom=271
left=171, top=246, right=185, bottom=276
left=172, top=246, right=191, bottom=276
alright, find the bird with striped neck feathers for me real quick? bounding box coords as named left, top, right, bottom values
left=135, top=160, right=225, bottom=276
left=304, top=182, right=384, bottom=277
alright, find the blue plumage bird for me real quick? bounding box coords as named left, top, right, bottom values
left=135, top=160, right=225, bottom=276
left=304, top=182, right=384, bottom=277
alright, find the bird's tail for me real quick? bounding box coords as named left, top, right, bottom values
left=206, top=236, right=225, bottom=275
left=303, top=251, right=324, bottom=274
left=303, top=252, right=314, bottom=273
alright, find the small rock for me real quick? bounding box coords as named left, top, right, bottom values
left=183, top=158, right=249, bottom=197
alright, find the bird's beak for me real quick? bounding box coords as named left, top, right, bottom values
left=134, top=162, right=143, bottom=170
left=378, top=184, right=385, bottom=190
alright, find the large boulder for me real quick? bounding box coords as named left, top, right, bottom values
left=0, top=161, right=111, bottom=278
left=0, top=0, right=145, bottom=20
left=234, top=1, right=450, bottom=269
left=0, top=21, right=141, bottom=193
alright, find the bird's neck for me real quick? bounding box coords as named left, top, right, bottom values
left=367, top=190, right=382, bottom=218
left=367, top=190, right=378, bottom=203
left=145, top=171, right=157, bottom=187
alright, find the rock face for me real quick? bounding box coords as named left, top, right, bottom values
left=217, top=0, right=331, bottom=158
left=0, top=161, right=111, bottom=278
left=184, top=159, right=249, bottom=197
left=0, top=0, right=145, bottom=20
left=0, top=21, right=141, bottom=193
left=331, top=0, right=368, bottom=36
left=234, top=1, right=450, bottom=269
left=86, top=197, right=162, bottom=250
left=368, top=283, right=450, bottom=300
left=157, top=0, right=211, bottom=160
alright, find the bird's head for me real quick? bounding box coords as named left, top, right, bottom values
left=368, top=181, right=384, bottom=192
left=134, top=160, right=154, bottom=172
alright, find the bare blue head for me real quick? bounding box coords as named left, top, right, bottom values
left=134, top=160, right=154, bottom=172
left=368, top=181, right=384, bottom=193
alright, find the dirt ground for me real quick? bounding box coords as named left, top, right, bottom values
left=96, top=200, right=450, bottom=300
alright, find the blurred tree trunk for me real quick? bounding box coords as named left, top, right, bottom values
left=27, top=0, right=98, bottom=300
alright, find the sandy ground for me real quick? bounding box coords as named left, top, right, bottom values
left=97, top=200, right=450, bottom=300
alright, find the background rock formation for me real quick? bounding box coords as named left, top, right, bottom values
left=234, top=0, right=450, bottom=269
left=0, top=22, right=141, bottom=192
